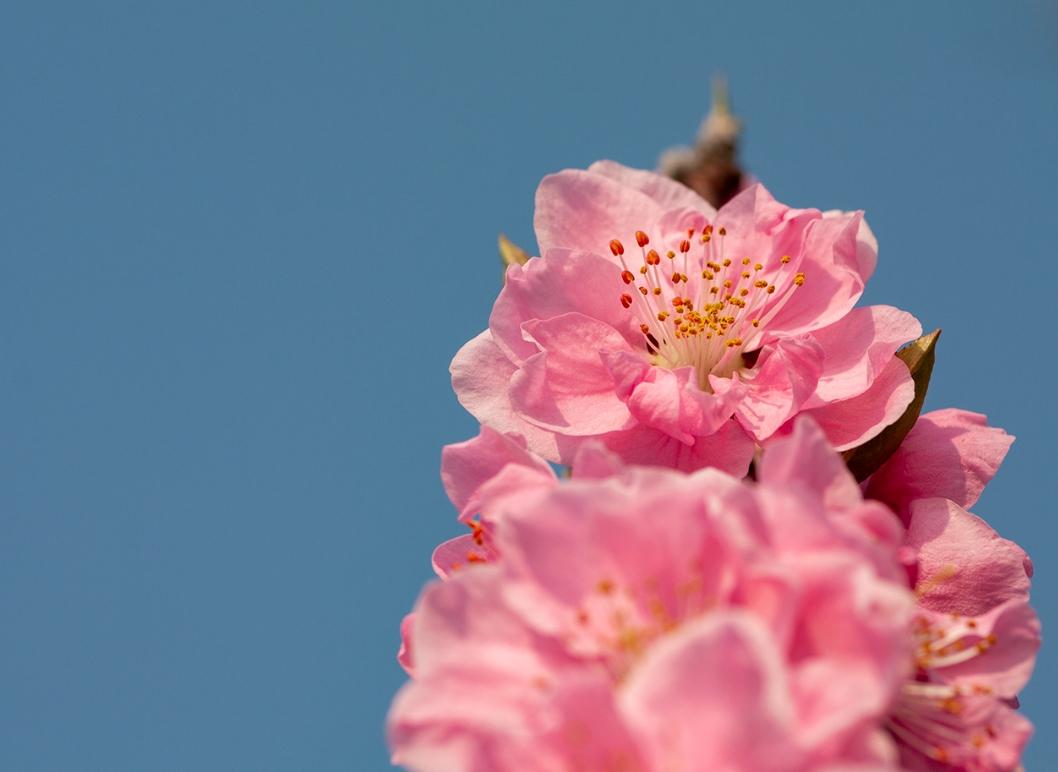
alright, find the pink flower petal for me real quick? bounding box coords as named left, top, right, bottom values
left=491, top=248, right=638, bottom=363
left=509, top=313, right=636, bottom=436
left=586, top=418, right=756, bottom=474
left=534, top=168, right=667, bottom=257
left=588, top=159, right=717, bottom=215
left=758, top=416, right=862, bottom=510
left=441, top=426, right=555, bottom=521
left=764, top=210, right=871, bottom=337
left=735, top=336, right=824, bottom=440
left=619, top=613, right=799, bottom=770
left=450, top=330, right=560, bottom=460
left=800, top=355, right=915, bottom=451
left=807, top=305, right=922, bottom=406
left=866, top=408, right=1015, bottom=516
left=907, top=498, right=1033, bottom=616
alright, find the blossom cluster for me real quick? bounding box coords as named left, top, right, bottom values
left=387, top=162, right=1040, bottom=770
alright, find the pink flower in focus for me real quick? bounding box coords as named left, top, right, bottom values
left=452, top=161, right=921, bottom=473
left=860, top=409, right=1039, bottom=769
left=865, top=408, right=1015, bottom=523
left=389, top=421, right=915, bottom=770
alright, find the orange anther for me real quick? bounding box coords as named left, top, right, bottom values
left=609, top=239, right=625, bottom=256
left=621, top=269, right=635, bottom=284
left=620, top=293, right=633, bottom=308
left=635, top=230, right=649, bottom=247
left=679, top=239, right=690, bottom=253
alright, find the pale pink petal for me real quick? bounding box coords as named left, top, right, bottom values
left=824, top=209, right=878, bottom=282
left=907, top=498, right=1033, bottom=616
left=800, top=355, right=915, bottom=451
left=450, top=331, right=559, bottom=460
left=509, top=314, right=636, bottom=436
left=588, top=159, right=716, bottom=215
left=490, top=248, right=638, bottom=363
left=619, top=613, right=799, bottom=770
left=735, top=336, right=824, bottom=440
left=866, top=408, right=1015, bottom=515
left=806, top=305, right=922, bottom=406
left=534, top=168, right=667, bottom=256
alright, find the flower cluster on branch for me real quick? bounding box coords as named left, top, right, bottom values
left=387, top=160, right=1040, bottom=772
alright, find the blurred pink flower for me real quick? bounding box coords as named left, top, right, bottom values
left=452, top=161, right=921, bottom=473
left=859, top=410, right=1039, bottom=769
left=390, top=420, right=915, bottom=770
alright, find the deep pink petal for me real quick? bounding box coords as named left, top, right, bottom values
left=866, top=409, right=1014, bottom=516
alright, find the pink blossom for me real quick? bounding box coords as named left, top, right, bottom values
left=865, top=408, right=1015, bottom=522
left=859, top=410, right=1039, bottom=769
left=452, top=161, right=921, bottom=473
left=398, top=427, right=622, bottom=676
left=771, top=413, right=1038, bottom=769
left=390, top=421, right=915, bottom=770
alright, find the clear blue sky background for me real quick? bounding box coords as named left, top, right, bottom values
left=2, top=2, right=1056, bottom=769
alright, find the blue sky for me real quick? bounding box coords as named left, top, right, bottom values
left=2, top=2, right=1057, bottom=769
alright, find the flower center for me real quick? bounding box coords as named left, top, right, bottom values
left=886, top=612, right=1002, bottom=764
left=610, top=227, right=805, bottom=390
left=566, top=568, right=710, bottom=684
